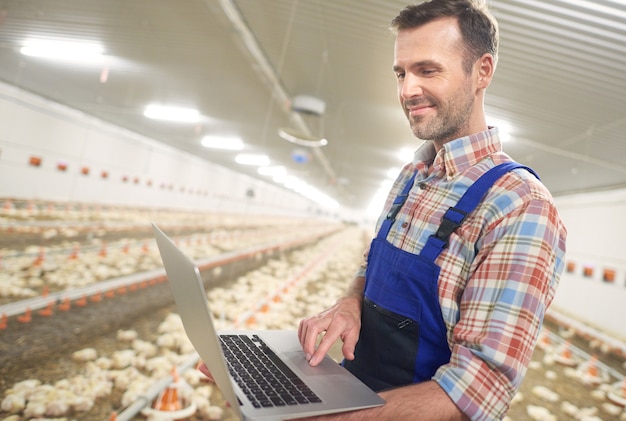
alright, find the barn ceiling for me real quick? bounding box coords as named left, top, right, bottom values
left=0, top=0, right=625, bottom=210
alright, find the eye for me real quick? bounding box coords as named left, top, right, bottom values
left=395, top=71, right=405, bottom=81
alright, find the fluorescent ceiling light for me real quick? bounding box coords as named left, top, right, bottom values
left=280, top=177, right=338, bottom=208
left=397, top=147, right=414, bottom=162
left=299, top=185, right=339, bottom=209
left=201, top=135, right=243, bottom=150
left=488, top=117, right=513, bottom=142
left=282, top=176, right=304, bottom=190
left=367, top=179, right=394, bottom=217
left=257, top=166, right=286, bottom=177
left=380, top=178, right=394, bottom=191
left=268, top=171, right=338, bottom=208
left=143, top=104, right=200, bottom=123
left=260, top=165, right=339, bottom=208
left=20, top=39, right=105, bottom=64
left=386, top=167, right=401, bottom=179
left=235, top=153, right=270, bottom=166
left=272, top=173, right=289, bottom=184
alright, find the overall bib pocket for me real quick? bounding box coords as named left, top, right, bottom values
left=344, top=297, right=419, bottom=391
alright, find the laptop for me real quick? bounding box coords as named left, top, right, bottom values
left=152, top=223, right=384, bottom=420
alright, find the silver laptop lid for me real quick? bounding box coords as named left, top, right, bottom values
left=152, top=223, right=243, bottom=419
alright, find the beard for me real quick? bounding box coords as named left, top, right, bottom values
left=405, top=83, right=475, bottom=144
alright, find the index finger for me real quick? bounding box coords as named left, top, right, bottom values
left=299, top=316, right=329, bottom=358
left=307, top=322, right=344, bottom=366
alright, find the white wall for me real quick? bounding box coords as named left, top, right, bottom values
left=552, top=189, right=626, bottom=340
left=0, top=82, right=329, bottom=218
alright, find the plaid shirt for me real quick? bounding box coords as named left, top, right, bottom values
left=358, top=128, right=567, bottom=420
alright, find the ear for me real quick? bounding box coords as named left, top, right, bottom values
left=475, top=53, right=495, bottom=90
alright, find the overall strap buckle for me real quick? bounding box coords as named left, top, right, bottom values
left=386, top=198, right=406, bottom=222
left=431, top=207, right=468, bottom=247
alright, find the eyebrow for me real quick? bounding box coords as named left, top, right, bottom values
left=393, top=60, right=443, bottom=73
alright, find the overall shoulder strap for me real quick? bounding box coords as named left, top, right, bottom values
left=420, top=162, right=539, bottom=262
left=377, top=171, right=418, bottom=239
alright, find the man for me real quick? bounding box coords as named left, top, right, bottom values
left=297, top=1, right=567, bottom=420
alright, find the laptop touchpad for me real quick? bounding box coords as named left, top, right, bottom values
left=285, top=351, right=345, bottom=376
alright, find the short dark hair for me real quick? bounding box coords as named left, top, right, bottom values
left=390, top=0, right=499, bottom=74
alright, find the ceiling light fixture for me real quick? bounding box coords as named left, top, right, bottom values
left=20, top=39, right=105, bottom=64
left=278, top=96, right=329, bottom=148
left=487, top=117, right=514, bottom=142
left=397, top=147, right=415, bottom=162
left=273, top=175, right=339, bottom=209
left=143, top=104, right=200, bottom=123
left=235, top=153, right=270, bottom=166
left=257, top=163, right=339, bottom=208
left=257, top=166, right=286, bottom=177
left=278, top=128, right=328, bottom=148
left=201, top=135, right=244, bottom=150
left=272, top=173, right=288, bottom=184
left=367, top=179, right=394, bottom=217
left=387, top=168, right=401, bottom=179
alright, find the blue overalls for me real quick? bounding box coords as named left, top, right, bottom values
left=343, top=162, right=538, bottom=392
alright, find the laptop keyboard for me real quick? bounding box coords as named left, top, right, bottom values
left=220, top=334, right=323, bottom=408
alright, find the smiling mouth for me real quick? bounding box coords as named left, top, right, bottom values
left=407, top=104, right=434, bottom=117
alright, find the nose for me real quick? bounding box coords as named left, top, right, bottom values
left=399, top=73, right=423, bottom=100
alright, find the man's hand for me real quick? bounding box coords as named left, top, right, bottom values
left=197, top=361, right=213, bottom=381
left=297, top=291, right=363, bottom=366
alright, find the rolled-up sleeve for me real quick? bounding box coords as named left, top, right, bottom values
left=434, top=196, right=567, bottom=420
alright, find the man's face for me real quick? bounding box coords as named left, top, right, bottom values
left=393, top=17, right=479, bottom=146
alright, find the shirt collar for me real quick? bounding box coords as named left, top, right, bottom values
left=413, top=127, right=503, bottom=179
